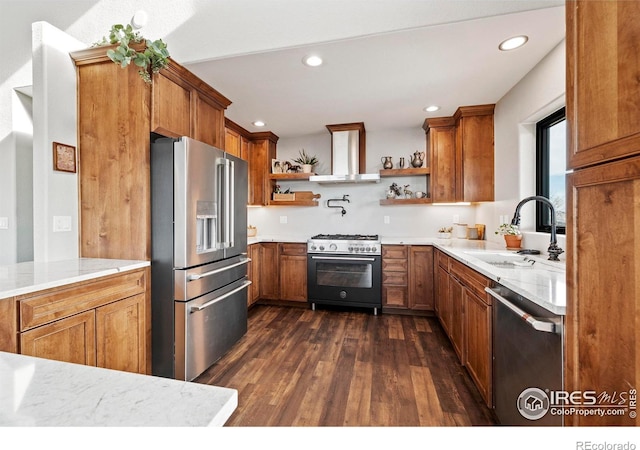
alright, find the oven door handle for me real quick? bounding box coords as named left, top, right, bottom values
left=190, top=280, right=252, bottom=313
left=187, top=258, right=251, bottom=281
left=485, top=287, right=560, bottom=334
left=310, top=256, right=376, bottom=262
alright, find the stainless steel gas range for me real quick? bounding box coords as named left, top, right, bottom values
left=306, top=234, right=382, bottom=315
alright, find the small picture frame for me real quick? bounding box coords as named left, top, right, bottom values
left=271, top=159, right=283, bottom=174
left=53, top=142, right=76, bottom=173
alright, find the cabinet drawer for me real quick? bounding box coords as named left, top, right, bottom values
left=382, top=258, right=408, bottom=272
left=383, top=285, right=408, bottom=308
left=278, top=243, right=307, bottom=256
left=383, top=271, right=408, bottom=286
left=18, top=270, right=146, bottom=331
left=436, top=250, right=450, bottom=270
left=449, top=259, right=492, bottom=302
left=382, top=245, right=408, bottom=259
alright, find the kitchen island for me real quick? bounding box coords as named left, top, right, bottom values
left=0, top=351, right=237, bottom=426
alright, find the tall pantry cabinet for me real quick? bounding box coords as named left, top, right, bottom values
left=565, top=0, right=640, bottom=426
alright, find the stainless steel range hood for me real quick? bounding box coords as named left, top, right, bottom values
left=309, top=122, right=380, bottom=184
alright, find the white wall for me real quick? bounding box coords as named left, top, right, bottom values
left=248, top=127, right=476, bottom=238
left=477, top=39, right=566, bottom=257
left=31, top=22, right=85, bottom=262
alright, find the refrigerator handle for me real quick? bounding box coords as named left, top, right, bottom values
left=190, top=280, right=252, bottom=313
left=227, top=158, right=235, bottom=248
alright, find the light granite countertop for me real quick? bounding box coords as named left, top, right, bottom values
left=0, top=351, right=237, bottom=426
left=0, top=258, right=150, bottom=299
left=249, top=234, right=566, bottom=315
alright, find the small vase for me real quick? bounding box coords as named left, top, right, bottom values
left=302, top=164, right=313, bottom=173
left=504, top=234, right=522, bottom=249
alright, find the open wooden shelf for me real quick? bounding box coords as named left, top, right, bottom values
left=379, top=198, right=432, bottom=205
left=379, top=168, right=430, bottom=177
left=268, top=200, right=319, bottom=206
left=269, top=173, right=315, bottom=180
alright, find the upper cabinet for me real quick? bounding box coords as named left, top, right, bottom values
left=248, top=131, right=279, bottom=206
left=566, top=0, right=640, bottom=169
left=423, top=104, right=495, bottom=203
left=224, top=118, right=252, bottom=160
left=71, top=47, right=231, bottom=260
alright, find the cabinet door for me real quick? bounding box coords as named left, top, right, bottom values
left=427, top=119, right=456, bottom=203
left=448, top=275, right=464, bottom=363
left=20, top=311, right=96, bottom=366
left=152, top=71, right=192, bottom=138
left=409, top=246, right=434, bottom=311
left=248, top=244, right=261, bottom=306
left=225, top=127, right=241, bottom=157
left=260, top=243, right=279, bottom=299
left=435, top=264, right=449, bottom=325
left=96, top=294, right=147, bottom=374
left=566, top=0, right=640, bottom=169
left=194, top=92, right=225, bottom=149
left=240, top=136, right=251, bottom=161
left=565, top=156, right=640, bottom=426
left=455, top=106, right=495, bottom=202
left=463, top=289, right=492, bottom=408
left=248, top=139, right=276, bottom=206
left=279, top=255, right=307, bottom=302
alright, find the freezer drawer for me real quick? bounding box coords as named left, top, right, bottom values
left=175, top=278, right=250, bottom=381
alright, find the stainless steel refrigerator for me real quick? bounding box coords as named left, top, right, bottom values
left=151, top=136, right=249, bottom=381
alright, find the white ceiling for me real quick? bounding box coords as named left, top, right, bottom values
left=180, top=3, right=566, bottom=138
left=4, top=0, right=565, bottom=139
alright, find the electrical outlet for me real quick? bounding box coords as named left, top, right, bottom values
left=53, top=216, right=72, bottom=232
left=0, top=217, right=8, bottom=229
left=453, top=214, right=460, bottom=223
left=384, top=215, right=390, bottom=224
left=279, top=216, right=288, bottom=224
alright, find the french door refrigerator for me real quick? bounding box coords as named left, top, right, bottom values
left=151, top=136, right=249, bottom=381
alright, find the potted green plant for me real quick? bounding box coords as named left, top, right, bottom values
left=495, top=223, right=522, bottom=249
left=293, top=149, right=318, bottom=173
left=94, top=24, right=170, bottom=83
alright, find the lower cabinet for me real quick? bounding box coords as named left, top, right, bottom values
left=278, top=243, right=307, bottom=302
left=434, top=249, right=493, bottom=407
left=17, top=268, right=150, bottom=374
left=247, top=243, right=261, bottom=307
left=260, top=243, right=280, bottom=300
left=382, top=245, right=435, bottom=313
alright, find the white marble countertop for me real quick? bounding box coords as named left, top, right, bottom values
left=0, top=351, right=237, bottom=426
left=249, top=234, right=566, bottom=315
left=0, top=258, right=150, bottom=299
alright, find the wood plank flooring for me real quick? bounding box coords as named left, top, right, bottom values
left=194, top=305, right=496, bottom=426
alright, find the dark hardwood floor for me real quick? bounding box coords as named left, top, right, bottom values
left=195, top=304, right=496, bottom=426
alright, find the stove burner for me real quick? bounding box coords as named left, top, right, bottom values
left=311, top=234, right=379, bottom=241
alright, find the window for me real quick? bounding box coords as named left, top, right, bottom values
left=536, top=107, right=566, bottom=234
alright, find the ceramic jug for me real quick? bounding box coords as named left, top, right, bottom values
left=381, top=156, right=393, bottom=169
left=409, top=151, right=425, bottom=168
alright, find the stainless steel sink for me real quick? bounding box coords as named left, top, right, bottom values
left=462, top=251, right=537, bottom=269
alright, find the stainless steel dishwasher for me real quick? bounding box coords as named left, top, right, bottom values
left=486, top=286, right=564, bottom=426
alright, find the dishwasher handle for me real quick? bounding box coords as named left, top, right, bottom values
left=485, top=287, right=561, bottom=334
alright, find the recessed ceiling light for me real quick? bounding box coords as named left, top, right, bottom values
left=302, top=55, right=323, bottom=67
left=252, top=120, right=265, bottom=127
left=499, top=35, right=529, bottom=51
left=424, top=105, right=440, bottom=112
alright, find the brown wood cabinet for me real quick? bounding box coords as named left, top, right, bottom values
left=259, top=243, right=279, bottom=300
left=225, top=118, right=253, bottom=160
left=565, top=0, right=640, bottom=426
left=434, top=250, right=493, bottom=407
left=17, top=268, right=150, bottom=374
left=0, top=296, right=17, bottom=353
left=71, top=47, right=231, bottom=261
left=382, top=245, right=408, bottom=309
left=423, top=104, right=494, bottom=203
left=566, top=0, right=640, bottom=170
left=247, top=243, right=261, bottom=307
left=278, top=243, right=307, bottom=302
left=248, top=133, right=278, bottom=206
left=408, top=246, right=434, bottom=311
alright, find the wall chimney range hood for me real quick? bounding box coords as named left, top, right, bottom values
left=309, top=122, right=380, bottom=184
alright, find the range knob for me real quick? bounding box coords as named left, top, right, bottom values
left=329, top=243, right=338, bottom=251
left=319, top=245, right=325, bottom=251
left=365, top=246, right=371, bottom=252
left=348, top=246, right=354, bottom=252
left=310, top=245, right=317, bottom=251
left=371, top=246, right=377, bottom=253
